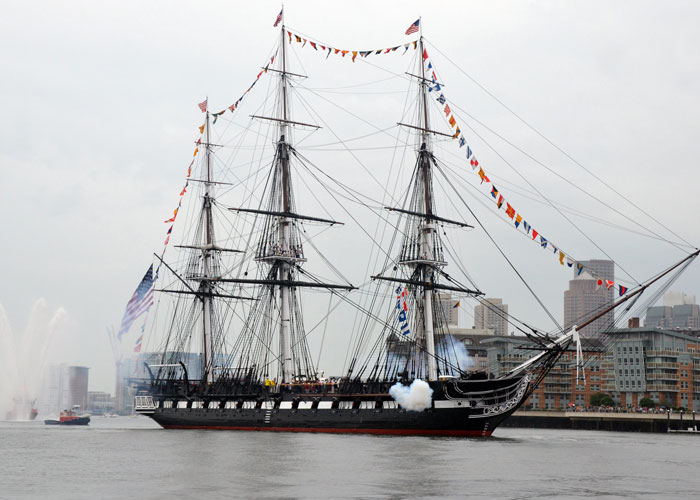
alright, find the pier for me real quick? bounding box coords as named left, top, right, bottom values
left=503, top=410, right=699, bottom=433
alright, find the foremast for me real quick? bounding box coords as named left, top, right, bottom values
left=200, top=110, right=216, bottom=384
left=416, top=27, right=438, bottom=382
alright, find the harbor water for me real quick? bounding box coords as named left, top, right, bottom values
left=2, top=416, right=699, bottom=499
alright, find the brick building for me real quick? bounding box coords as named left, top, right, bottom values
left=485, top=326, right=700, bottom=410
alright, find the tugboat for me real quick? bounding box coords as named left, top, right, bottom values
left=44, top=405, right=90, bottom=426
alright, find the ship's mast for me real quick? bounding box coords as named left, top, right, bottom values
left=418, top=23, right=437, bottom=381
left=372, top=21, right=480, bottom=380
left=278, top=15, right=293, bottom=384
left=201, top=110, right=215, bottom=384
left=217, top=14, right=353, bottom=387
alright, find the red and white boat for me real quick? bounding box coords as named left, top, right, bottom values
left=44, top=406, right=90, bottom=426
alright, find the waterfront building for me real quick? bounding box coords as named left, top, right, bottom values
left=87, top=391, right=115, bottom=414
left=601, top=327, right=699, bottom=409
left=485, top=323, right=700, bottom=410
left=564, top=259, right=614, bottom=337
left=474, top=298, right=509, bottom=336
left=448, top=327, right=496, bottom=372
left=114, top=352, right=203, bottom=413
left=484, top=335, right=605, bottom=409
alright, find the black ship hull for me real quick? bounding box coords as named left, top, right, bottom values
left=135, top=374, right=530, bottom=437
left=44, top=416, right=90, bottom=426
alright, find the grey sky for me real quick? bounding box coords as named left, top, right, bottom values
left=2, top=0, right=699, bottom=395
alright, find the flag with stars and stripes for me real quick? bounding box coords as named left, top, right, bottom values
left=117, top=265, right=155, bottom=340
left=405, top=19, right=419, bottom=35
left=273, top=9, right=283, bottom=27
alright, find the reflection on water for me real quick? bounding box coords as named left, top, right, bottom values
left=1, top=416, right=699, bottom=499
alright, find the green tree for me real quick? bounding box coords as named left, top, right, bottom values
left=590, top=392, right=614, bottom=407
left=660, top=398, right=675, bottom=408
left=639, top=397, right=656, bottom=408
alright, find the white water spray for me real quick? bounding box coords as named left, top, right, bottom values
left=389, top=379, right=433, bottom=411
left=0, top=300, right=68, bottom=419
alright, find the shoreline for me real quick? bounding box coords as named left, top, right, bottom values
left=503, top=410, right=700, bottom=433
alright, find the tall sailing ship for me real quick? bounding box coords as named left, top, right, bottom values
left=132, top=14, right=697, bottom=436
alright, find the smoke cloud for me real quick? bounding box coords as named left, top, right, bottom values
left=389, top=379, right=433, bottom=411
left=441, top=335, right=474, bottom=373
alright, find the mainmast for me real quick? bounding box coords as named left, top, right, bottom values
left=200, top=110, right=215, bottom=384
left=278, top=14, right=293, bottom=384
left=220, top=13, right=353, bottom=387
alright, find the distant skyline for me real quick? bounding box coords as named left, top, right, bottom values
left=3, top=1, right=700, bottom=394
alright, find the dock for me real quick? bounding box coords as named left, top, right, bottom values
left=502, top=410, right=700, bottom=433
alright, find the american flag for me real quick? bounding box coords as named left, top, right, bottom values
left=134, top=334, right=143, bottom=353
left=405, top=19, right=419, bottom=35
left=198, top=98, right=207, bottom=113
left=117, top=265, right=155, bottom=340
left=273, top=9, right=283, bottom=27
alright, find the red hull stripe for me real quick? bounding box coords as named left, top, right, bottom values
left=161, top=425, right=492, bottom=437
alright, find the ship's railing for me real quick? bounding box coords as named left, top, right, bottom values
left=134, top=396, right=157, bottom=412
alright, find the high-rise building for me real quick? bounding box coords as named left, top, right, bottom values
left=564, top=259, right=614, bottom=337
left=39, top=363, right=65, bottom=416
left=39, top=364, right=90, bottom=415
left=65, top=366, right=89, bottom=411
left=435, top=293, right=460, bottom=328
left=474, top=298, right=509, bottom=336
left=646, top=291, right=700, bottom=330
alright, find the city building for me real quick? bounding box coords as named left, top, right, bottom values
left=474, top=298, right=509, bottom=336
left=564, top=259, right=614, bottom=337
left=484, top=322, right=700, bottom=410
left=645, top=291, right=700, bottom=330
left=435, top=293, right=460, bottom=327
left=601, top=326, right=699, bottom=409
left=114, top=352, right=203, bottom=414
left=447, top=327, right=496, bottom=373
left=87, top=391, right=115, bottom=414
left=66, top=366, right=89, bottom=411
left=39, top=364, right=90, bottom=415
left=39, top=363, right=65, bottom=416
